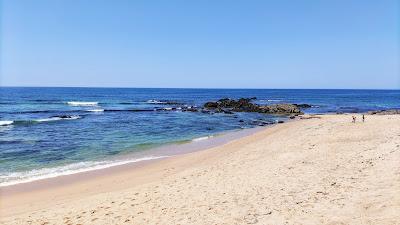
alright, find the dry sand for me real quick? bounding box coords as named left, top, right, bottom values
left=1, top=114, right=399, bottom=225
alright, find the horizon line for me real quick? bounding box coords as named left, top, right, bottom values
left=1, top=85, right=399, bottom=91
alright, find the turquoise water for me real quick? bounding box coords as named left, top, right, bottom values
left=0, top=87, right=399, bottom=186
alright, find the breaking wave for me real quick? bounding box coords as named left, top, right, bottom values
left=146, top=100, right=167, bottom=104
left=34, top=115, right=81, bottom=122
left=67, top=101, right=99, bottom=106
left=0, top=120, right=14, bottom=126
left=0, top=156, right=168, bottom=187
left=192, top=135, right=213, bottom=142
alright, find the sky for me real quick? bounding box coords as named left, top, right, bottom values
left=1, top=0, right=399, bottom=89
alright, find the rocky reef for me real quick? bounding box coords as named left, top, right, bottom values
left=293, top=103, right=312, bottom=108
left=203, top=98, right=303, bottom=115
left=368, top=109, right=400, bottom=115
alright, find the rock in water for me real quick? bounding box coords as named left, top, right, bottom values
left=258, top=104, right=302, bottom=114
left=203, top=102, right=219, bottom=108
left=293, top=104, right=312, bottom=108
left=368, top=109, right=400, bottom=115
left=203, top=98, right=303, bottom=115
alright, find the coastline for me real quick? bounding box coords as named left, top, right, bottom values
left=1, top=113, right=399, bottom=224
left=0, top=125, right=268, bottom=189
left=0, top=124, right=272, bottom=218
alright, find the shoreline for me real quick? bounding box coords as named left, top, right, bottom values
left=0, top=124, right=271, bottom=194
left=0, top=122, right=278, bottom=219
left=0, top=125, right=268, bottom=189
left=1, top=113, right=399, bottom=224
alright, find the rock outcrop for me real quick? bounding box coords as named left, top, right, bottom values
left=293, top=104, right=312, bottom=108
left=368, top=109, right=400, bottom=115
left=204, top=98, right=259, bottom=112
left=258, top=104, right=301, bottom=114
left=204, top=98, right=303, bottom=115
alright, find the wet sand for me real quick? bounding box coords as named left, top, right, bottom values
left=1, top=114, right=399, bottom=224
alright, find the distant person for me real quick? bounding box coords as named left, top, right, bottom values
left=352, top=116, right=356, bottom=123
left=362, top=114, right=365, bottom=122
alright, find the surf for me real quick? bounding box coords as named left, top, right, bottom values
left=0, top=156, right=167, bottom=187
left=0, top=120, right=14, bottom=126
left=67, top=101, right=98, bottom=106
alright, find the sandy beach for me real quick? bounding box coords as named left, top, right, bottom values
left=1, top=114, right=399, bottom=225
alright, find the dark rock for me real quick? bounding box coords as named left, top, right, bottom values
left=203, top=98, right=303, bottom=115
left=214, top=108, right=224, bottom=113
left=258, top=121, right=272, bottom=126
left=289, top=116, right=296, bottom=119
left=182, top=106, right=198, bottom=112
left=277, top=120, right=284, bottom=123
left=204, top=98, right=259, bottom=112
left=202, top=110, right=214, bottom=114
left=258, top=104, right=301, bottom=114
left=368, top=109, right=400, bottom=115
left=204, top=102, right=219, bottom=108
left=186, top=108, right=198, bottom=112
left=294, top=104, right=312, bottom=108
left=52, top=115, right=75, bottom=119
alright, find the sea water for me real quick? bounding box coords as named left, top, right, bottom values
left=0, top=87, right=399, bottom=186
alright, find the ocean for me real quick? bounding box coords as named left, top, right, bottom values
left=0, top=87, right=399, bottom=186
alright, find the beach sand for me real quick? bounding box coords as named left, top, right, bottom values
left=1, top=114, right=399, bottom=225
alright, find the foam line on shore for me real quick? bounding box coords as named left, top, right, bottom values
left=192, top=135, right=214, bottom=142
left=0, top=156, right=167, bottom=187
left=0, top=126, right=266, bottom=188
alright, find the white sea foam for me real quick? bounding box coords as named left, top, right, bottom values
left=0, top=120, right=14, bottom=126
left=35, top=116, right=80, bottom=122
left=0, top=156, right=167, bottom=187
left=146, top=100, right=166, bottom=104
left=192, top=135, right=213, bottom=142
left=260, top=99, right=281, bottom=102
left=163, top=107, right=173, bottom=110
left=67, top=101, right=98, bottom=106
left=86, top=109, right=104, bottom=112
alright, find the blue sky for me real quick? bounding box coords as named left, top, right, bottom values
left=1, top=0, right=399, bottom=89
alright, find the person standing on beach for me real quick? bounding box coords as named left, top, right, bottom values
left=362, top=114, right=365, bottom=122
left=352, top=116, right=356, bottom=123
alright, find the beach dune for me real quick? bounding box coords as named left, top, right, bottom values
left=1, top=114, right=399, bottom=224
